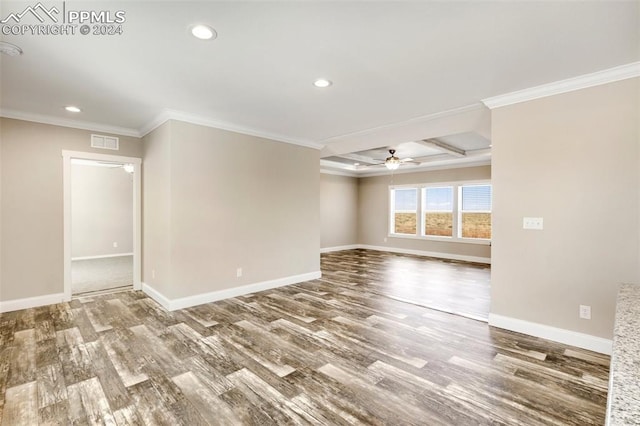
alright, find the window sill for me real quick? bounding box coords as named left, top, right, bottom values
left=388, top=233, right=491, bottom=246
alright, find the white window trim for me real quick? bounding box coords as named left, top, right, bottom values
left=388, top=187, right=419, bottom=236
left=388, top=181, right=491, bottom=245
left=422, top=185, right=455, bottom=239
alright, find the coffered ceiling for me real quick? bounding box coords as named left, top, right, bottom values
left=1, top=1, right=638, bottom=173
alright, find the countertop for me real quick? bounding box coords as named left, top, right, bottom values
left=606, top=283, right=640, bottom=425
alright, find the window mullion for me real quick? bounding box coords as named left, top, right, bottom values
left=389, top=189, right=395, bottom=235
left=417, top=188, right=423, bottom=236
left=453, top=185, right=461, bottom=239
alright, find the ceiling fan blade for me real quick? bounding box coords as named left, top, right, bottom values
left=365, top=149, right=414, bottom=169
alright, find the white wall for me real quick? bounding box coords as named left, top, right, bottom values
left=71, top=164, right=133, bottom=258
left=491, top=77, right=639, bottom=339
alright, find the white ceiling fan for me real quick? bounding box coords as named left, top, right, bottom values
left=364, top=149, right=420, bottom=170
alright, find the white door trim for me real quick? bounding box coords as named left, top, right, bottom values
left=62, top=150, right=142, bottom=300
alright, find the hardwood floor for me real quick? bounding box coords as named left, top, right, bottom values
left=0, top=249, right=609, bottom=425
left=322, top=249, right=490, bottom=321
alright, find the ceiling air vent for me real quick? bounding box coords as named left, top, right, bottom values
left=91, top=134, right=119, bottom=150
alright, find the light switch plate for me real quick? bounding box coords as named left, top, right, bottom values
left=523, top=217, right=543, bottom=230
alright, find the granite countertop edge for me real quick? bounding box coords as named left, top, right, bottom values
left=607, top=283, right=640, bottom=425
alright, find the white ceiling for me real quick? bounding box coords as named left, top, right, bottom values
left=1, top=1, right=639, bottom=171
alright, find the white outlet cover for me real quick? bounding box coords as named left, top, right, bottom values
left=579, top=305, right=591, bottom=320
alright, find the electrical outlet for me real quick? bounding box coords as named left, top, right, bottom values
left=383, top=237, right=388, bottom=243
left=152, top=269, right=156, bottom=279
left=113, top=241, right=118, bottom=248
left=236, top=267, right=242, bottom=278
left=579, top=305, right=591, bottom=320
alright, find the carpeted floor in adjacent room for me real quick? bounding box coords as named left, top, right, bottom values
left=71, top=255, right=133, bottom=295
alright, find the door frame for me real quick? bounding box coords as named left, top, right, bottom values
left=62, top=150, right=142, bottom=300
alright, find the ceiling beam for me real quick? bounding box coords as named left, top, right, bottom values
left=418, top=139, right=466, bottom=157
left=320, top=103, right=490, bottom=158
left=335, top=152, right=380, bottom=165
left=410, top=147, right=490, bottom=163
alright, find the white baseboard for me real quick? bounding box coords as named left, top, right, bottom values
left=0, top=293, right=66, bottom=313
left=141, top=282, right=173, bottom=310
left=488, top=313, right=612, bottom=355
left=358, top=244, right=491, bottom=264
left=72, top=252, right=133, bottom=261
left=320, top=244, right=360, bottom=254
left=142, top=270, right=322, bottom=311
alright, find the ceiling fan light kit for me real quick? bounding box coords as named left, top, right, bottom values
left=385, top=149, right=401, bottom=170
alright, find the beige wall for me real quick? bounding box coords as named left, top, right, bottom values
left=0, top=119, right=3, bottom=300
left=143, top=120, right=320, bottom=300
left=141, top=122, right=173, bottom=297
left=0, top=118, right=142, bottom=301
left=320, top=173, right=358, bottom=249
left=491, top=78, right=639, bottom=339
left=71, top=164, right=133, bottom=258
left=357, top=166, right=492, bottom=260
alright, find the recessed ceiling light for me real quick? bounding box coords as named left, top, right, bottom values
left=191, top=24, right=216, bottom=40
left=0, top=41, right=23, bottom=56
left=65, top=106, right=81, bottom=113
left=313, top=79, right=332, bottom=88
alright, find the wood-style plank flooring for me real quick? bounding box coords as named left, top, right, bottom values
left=322, top=250, right=491, bottom=321
left=0, top=249, right=609, bottom=425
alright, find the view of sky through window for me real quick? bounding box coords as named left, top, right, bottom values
left=461, top=185, right=492, bottom=211
left=425, top=187, right=453, bottom=211
left=394, top=188, right=417, bottom=211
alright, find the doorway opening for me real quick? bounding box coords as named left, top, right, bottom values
left=62, top=151, right=142, bottom=299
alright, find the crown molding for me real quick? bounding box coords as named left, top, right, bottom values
left=321, top=103, right=487, bottom=145
left=0, top=108, right=324, bottom=150
left=140, top=109, right=323, bottom=150
left=357, top=159, right=491, bottom=177
left=0, top=109, right=141, bottom=137
left=320, top=168, right=359, bottom=177
left=321, top=158, right=491, bottom=178
left=482, top=61, right=640, bottom=109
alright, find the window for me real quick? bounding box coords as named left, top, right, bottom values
left=423, top=187, right=453, bottom=237
left=391, top=188, right=417, bottom=234
left=459, top=185, right=492, bottom=239
left=390, top=182, right=491, bottom=243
